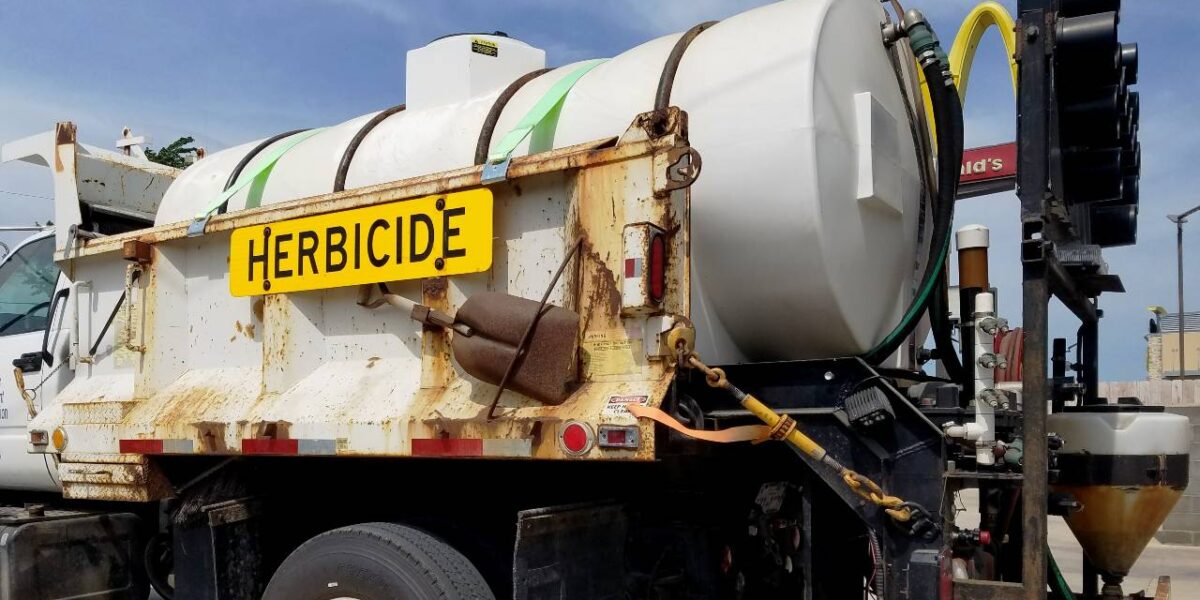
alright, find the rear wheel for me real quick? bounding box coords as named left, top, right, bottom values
left=262, top=522, right=494, bottom=600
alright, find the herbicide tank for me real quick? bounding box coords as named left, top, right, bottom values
left=1049, top=407, right=1191, bottom=579
left=156, top=0, right=924, bottom=364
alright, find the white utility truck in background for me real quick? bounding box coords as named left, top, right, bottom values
left=0, top=1, right=1176, bottom=599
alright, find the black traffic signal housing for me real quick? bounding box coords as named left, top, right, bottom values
left=1054, top=0, right=1140, bottom=246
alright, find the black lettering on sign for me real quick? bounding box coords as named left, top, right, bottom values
left=327, top=226, right=348, bottom=272
left=297, top=231, right=319, bottom=276
left=274, top=233, right=294, bottom=278
left=367, top=219, right=390, bottom=267
left=442, top=207, right=466, bottom=258
left=353, top=223, right=362, bottom=270
left=394, top=216, right=404, bottom=264
left=410, top=214, right=434, bottom=262
left=247, top=237, right=269, bottom=282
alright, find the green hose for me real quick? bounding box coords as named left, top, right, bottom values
left=1047, top=545, right=1077, bottom=600
left=865, top=233, right=952, bottom=357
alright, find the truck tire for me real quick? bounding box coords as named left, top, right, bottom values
left=262, top=522, right=494, bottom=600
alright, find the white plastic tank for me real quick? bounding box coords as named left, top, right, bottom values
left=157, top=0, right=923, bottom=364
left=1048, top=407, right=1191, bottom=578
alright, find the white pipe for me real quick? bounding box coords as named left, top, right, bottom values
left=973, top=291, right=997, bottom=466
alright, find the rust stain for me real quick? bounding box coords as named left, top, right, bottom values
left=58, top=459, right=172, bottom=502
left=194, top=421, right=228, bottom=453
left=53, top=122, right=76, bottom=173
left=244, top=323, right=255, bottom=339
left=1054, top=483, right=1184, bottom=575
left=421, top=277, right=453, bottom=389
left=150, top=382, right=250, bottom=431
left=253, top=420, right=292, bottom=440
left=367, top=356, right=381, bottom=368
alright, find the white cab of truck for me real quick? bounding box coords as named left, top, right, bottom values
left=0, top=229, right=62, bottom=491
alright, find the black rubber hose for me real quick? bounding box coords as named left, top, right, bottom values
left=334, top=104, right=405, bottom=193
left=862, top=57, right=964, bottom=380
left=475, top=68, right=552, bottom=165
left=654, top=20, right=717, bottom=111
left=929, top=269, right=963, bottom=379
left=217, top=129, right=309, bottom=215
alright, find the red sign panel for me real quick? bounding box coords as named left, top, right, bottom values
left=960, top=142, right=1017, bottom=184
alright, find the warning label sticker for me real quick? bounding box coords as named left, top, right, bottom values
left=581, top=331, right=642, bottom=377
left=471, top=38, right=499, bottom=57
left=602, top=394, right=649, bottom=417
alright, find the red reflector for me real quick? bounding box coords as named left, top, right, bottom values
left=625, top=257, right=637, bottom=278
left=119, top=439, right=163, bottom=454
left=412, top=438, right=484, bottom=457
left=605, top=429, right=627, bottom=445
left=597, top=425, right=640, bottom=449
left=241, top=438, right=299, bottom=455
left=648, top=234, right=666, bottom=303
left=560, top=421, right=593, bottom=455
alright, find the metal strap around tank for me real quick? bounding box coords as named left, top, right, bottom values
left=654, top=20, right=718, bottom=111
left=218, top=129, right=310, bottom=215
left=474, top=68, right=552, bottom=165
left=333, top=103, right=406, bottom=192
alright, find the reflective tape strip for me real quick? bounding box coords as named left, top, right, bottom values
left=412, top=438, right=483, bottom=457
left=162, top=439, right=194, bottom=454
left=119, top=439, right=163, bottom=454
left=297, top=439, right=338, bottom=455
left=411, top=438, right=532, bottom=457
left=118, top=439, right=192, bottom=455
left=481, top=438, right=533, bottom=457
left=241, top=438, right=299, bottom=455
left=624, top=257, right=642, bottom=278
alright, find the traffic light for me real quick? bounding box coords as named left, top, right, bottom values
left=1054, top=0, right=1140, bottom=246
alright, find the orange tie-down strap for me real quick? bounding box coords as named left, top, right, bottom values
left=627, top=404, right=773, bottom=443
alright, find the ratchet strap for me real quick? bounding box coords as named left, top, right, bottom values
left=188, top=127, right=328, bottom=236
left=482, top=59, right=607, bottom=182
left=627, top=404, right=773, bottom=443
left=630, top=352, right=941, bottom=537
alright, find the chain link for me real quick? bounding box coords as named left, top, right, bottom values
left=677, top=350, right=939, bottom=537
left=23, top=360, right=64, bottom=404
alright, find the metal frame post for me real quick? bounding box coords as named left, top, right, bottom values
left=1016, top=2, right=1050, bottom=596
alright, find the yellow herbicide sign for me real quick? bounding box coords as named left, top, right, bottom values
left=229, top=189, right=493, bottom=296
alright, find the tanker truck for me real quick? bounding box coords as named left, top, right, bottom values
left=0, top=0, right=1180, bottom=599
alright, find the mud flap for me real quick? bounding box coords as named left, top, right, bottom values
left=174, top=497, right=264, bottom=600
left=513, top=503, right=626, bottom=600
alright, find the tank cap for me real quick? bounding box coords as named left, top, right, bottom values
left=956, top=224, right=990, bottom=250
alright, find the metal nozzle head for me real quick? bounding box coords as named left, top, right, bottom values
left=902, top=8, right=927, bottom=30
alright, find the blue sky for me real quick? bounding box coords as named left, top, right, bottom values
left=0, top=1, right=1194, bottom=382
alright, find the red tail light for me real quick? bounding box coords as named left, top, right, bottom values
left=648, top=232, right=666, bottom=304
left=597, top=425, right=640, bottom=449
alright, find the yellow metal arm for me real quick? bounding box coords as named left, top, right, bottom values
left=949, top=1, right=1018, bottom=104
left=916, top=1, right=1018, bottom=143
